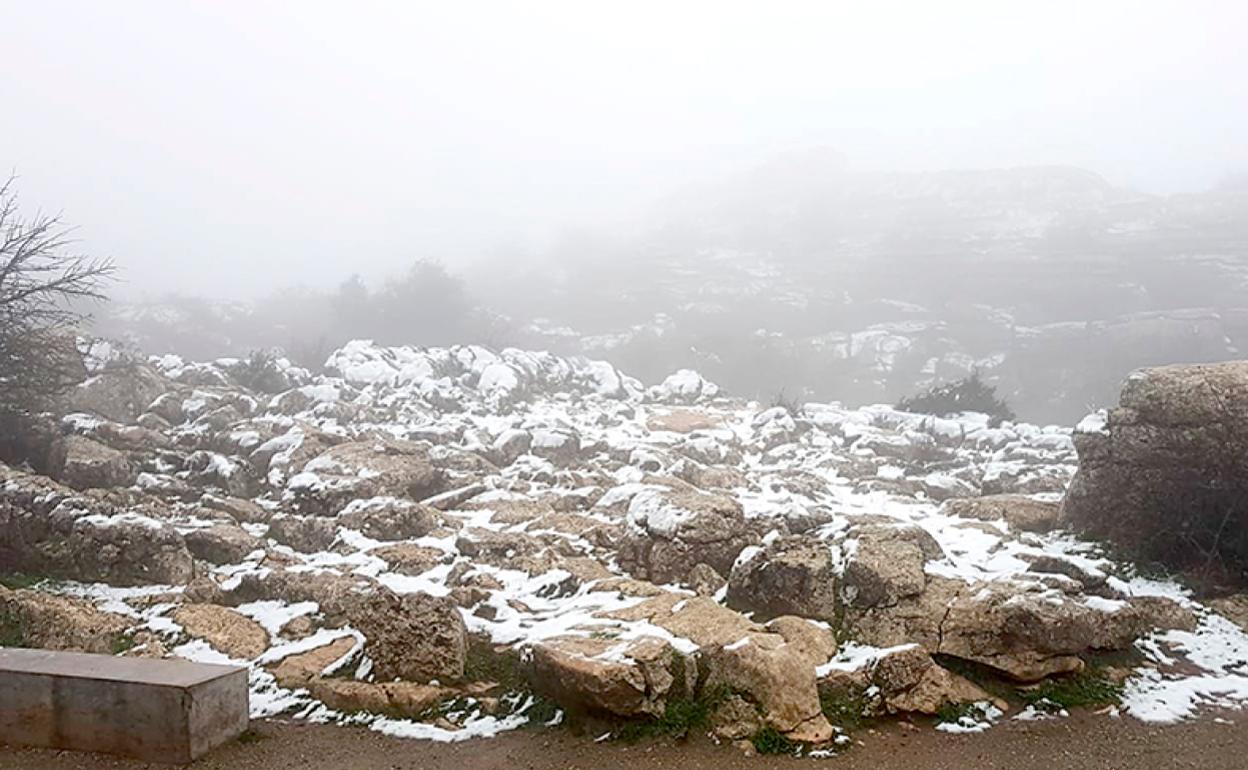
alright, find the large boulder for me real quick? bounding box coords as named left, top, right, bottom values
left=727, top=538, right=839, bottom=623
left=0, top=585, right=133, bottom=653
left=347, top=590, right=467, bottom=683
left=840, top=524, right=943, bottom=611
left=847, top=575, right=1165, bottom=681
left=286, top=440, right=446, bottom=515
left=58, top=435, right=135, bottom=490
left=617, top=488, right=759, bottom=585
left=0, top=469, right=193, bottom=586
left=220, top=570, right=465, bottom=682
left=603, top=594, right=835, bottom=742
left=337, top=497, right=437, bottom=541
left=943, top=495, right=1061, bottom=533
left=172, top=603, right=269, bottom=660
left=529, top=635, right=692, bottom=719
left=1063, top=362, right=1248, bottom=582
left=63, top=365, right=170, bottom=423
left=184, top=524, right=262, bottom=564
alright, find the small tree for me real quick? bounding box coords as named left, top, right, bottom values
left=0, top=176, right=115, bottom=415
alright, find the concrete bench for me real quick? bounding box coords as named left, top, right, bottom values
left=0, top=648, right=248, bottom=764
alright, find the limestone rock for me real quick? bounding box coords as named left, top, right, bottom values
left=617, top=488, right=759, bottom=584
left=58, top=435, right=135, bottom=490
left=727, top=538, right=839, bottom=623
left=173, top=603, right=270, bottom=660
left=943, top=494, right=1061, bottom=533
left=1063, top=362, right=1248, bottom=581
left=0, top=585, right=133, bottom=653
left=529, top=635, right=690, bottom=718
left=184, top=524, right=262, bottom=564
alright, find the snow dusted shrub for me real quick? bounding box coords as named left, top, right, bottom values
left=231, top=349, right=291, bottom=394
left=897, top=372, right=1015, bottom=427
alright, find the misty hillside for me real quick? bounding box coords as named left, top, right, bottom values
left=100, top=158, right=1248, bottom=423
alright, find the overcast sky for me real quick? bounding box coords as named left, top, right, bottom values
left=3, top=0, right=1246, bottom=298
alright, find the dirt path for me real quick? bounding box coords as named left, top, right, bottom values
left=1, top=711, right=1243, bottom=770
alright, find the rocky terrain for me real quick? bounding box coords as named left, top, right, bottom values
left=3, top=339, right=1248, bottom=755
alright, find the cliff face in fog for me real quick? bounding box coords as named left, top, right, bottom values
left=481, top=159, right=1248, bottom=422
left=97, top=159, right=1248, bottom=424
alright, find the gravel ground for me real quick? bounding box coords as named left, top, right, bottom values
left=1, top=711, right=1244, bottom=770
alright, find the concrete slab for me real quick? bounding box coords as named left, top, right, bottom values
left=0, top=648, right=248, bottom=764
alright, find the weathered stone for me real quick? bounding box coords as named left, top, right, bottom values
left=943, top=494, right=1061, bottom=533
left=0, top=471, right=192, bottom=586
left=288, top=440, right=446, bottom=515
left=0, top=586, right=133, bottom=654
left=58, top=436, right=135, bottom=491
left=172, top=604, right=269, bottom=660
left=841, top=526, right=937, bottom=610
left=618, top=488, right=759, bottom=584
left=727, top=538, right=839, bottom=623
left=184, top=524, right=261, bottom=565
left=63, top=365, right=170, bottom=423
left=338, top=498, right=437, bottom=541
left=343, top=591, right=466, bottom=683
left=867, top=645, right=1002, bottom=715
left=370, top=543, right=447, bottom=576
left=269, top=636, right=357, bottom=685
left=1063, top=362, right=1248, bottom=582
left=529, top=635, right=689, bottom=718
left=267, top=514, right=337, bottom=553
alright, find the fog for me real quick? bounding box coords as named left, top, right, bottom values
left=4, top=0, right=1247, bottom=298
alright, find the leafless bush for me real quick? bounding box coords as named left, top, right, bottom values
left=0, top=175, right=115, bottom=414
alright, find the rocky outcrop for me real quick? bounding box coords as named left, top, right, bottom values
left=0, top=468, right=193, bottom=586
left=617, top=488, right=759, bottom=585
left=601, top=594, right=835, bottom=742
left=847, top=575, right=1170, bottom=681
left=727, top=538, right=839, bottom=623
left=173, top=603, right=270, bottom=660
left=0, top=585, right=133, bottom=653
left=943, top=495, right=1061, bottom=533
left=840, top=524, right=944, bottom=611
left=58, top=435, right=135, bottom=490
left=184, top=524, right=262, bottom=564
left=286, top=440, right=446, bottom=515
left=64, top=365, right=170, bottom=423
left=221, top=570, right=465, bottom=682
left=529, top=635, right=691, bottom=718
left=1064, top=362, right=1248, bottom=582
left=348, top=590, right=467, bottom=683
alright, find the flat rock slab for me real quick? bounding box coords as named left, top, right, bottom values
left=0, top=648, right=248, bottom=764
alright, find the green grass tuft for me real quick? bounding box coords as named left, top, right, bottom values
left=751, top=726, right=803, bottom=756
left=0, top=609, right=26, bottom=648
left=0, top=574, right=45, bottom=590
left=110, top=633, right=137, bottom=655
left=818, top=685, right=871, bottom=730
left=613, top=684, right=732, bottom=742
left=1019, top=669, right=1123, bottom=710
left=935, top=701, right=979, bottom=723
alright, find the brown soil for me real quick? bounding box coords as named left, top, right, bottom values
left=1, top=711, right=1243, bottom=770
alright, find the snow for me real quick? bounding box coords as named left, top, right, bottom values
left=34, top=339, right=1248, bottom=743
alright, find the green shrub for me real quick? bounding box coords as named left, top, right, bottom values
left=614, top=684, right=732, bottom=741
left=897, top=371, right=1015, bottom=426
left=0, top=574, right=44, bottom=590
left=751, top=726, right=802, bottom=756
left=817, top=684, right=871, bottom=729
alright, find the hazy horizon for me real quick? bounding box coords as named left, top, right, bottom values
left=4, top=0, right=1247, bottom=299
